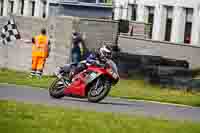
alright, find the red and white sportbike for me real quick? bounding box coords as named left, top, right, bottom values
left=49, top=59, right=119, bottom=103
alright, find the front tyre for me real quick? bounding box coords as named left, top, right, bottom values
left=49, top=78, right=65, bottom=99
left=88, top=78, right=111, bottom=103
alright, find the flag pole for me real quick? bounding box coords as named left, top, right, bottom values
left=5, top=13, right=12, bottom=68
left=5, top=14, right=11, bottom=69
left=0, top=12, right=12, bottom=68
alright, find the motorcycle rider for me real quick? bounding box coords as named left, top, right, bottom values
left=55, top=45, right=112, bottom=80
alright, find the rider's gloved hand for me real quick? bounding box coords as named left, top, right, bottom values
left=96, top=63, right=106, bottom=68
left=104, top=63, right=110, bottom=69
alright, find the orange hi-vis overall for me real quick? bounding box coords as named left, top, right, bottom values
left=31, top=34, right=49, bottom=76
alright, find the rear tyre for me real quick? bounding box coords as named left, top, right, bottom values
left=88, top=77, right=111, bottom=103
left=49, top=78, right=66, bottom=99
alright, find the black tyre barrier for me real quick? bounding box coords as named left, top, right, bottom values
left=172, top=77, right=192, bottom=90
left=143, top=66, right=192, bottom=78
left=144, top=74, right=200, bottom=92
left=190, top=79, right=200, bottom=91
left=142, top=65, right=195, bottom=90
left=111, top=52, right=199, bottom=91
left=112, top=52, right=189, bottom=75
left=118, top=19, right=129, bottom=33
left=159, top=78, right=174, bottom=88
left=156, top=66, right=191, bottom=77
left=145, top=76, right=192, bottom=90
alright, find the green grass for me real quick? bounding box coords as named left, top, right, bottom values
left=0, top=68, right=54, bottom=88
left=111, top=79, right=200, bottom=106
left=0, top=100, right=200, bottom=133
left=0, top=69, right=200, bottom=106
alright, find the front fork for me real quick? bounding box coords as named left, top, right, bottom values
left=91, top=78, right=105, bottom=96
left=61, top=78, right=67, bottom=86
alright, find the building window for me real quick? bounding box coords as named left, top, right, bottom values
left=99, top=0, right=105, bottom=2
left=164, top=6, right=173, bottom=41
left=42, top=1, right=46, bottom=18
left=184, top=8, right=193, bottom=44
left=0, top=0, right=4, bottom=16
left=79, top=0, right=96, bottom=3
left=131, top=4, right=137, bottom=21
left=99, top=0, right=112, bottom=4
left=79, top=0, right=112, bottom=4
left=19, top=0, right=24, bottom=15
left=8, top=0, right=14, bottom=13
left=30, top=1, right=35, bottom=16
left=147, top=6, right=154, bottom=39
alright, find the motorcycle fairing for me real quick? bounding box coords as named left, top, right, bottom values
left=63, top=75, right=86, bottom=97
left=63, top=65, right=108, bottom=97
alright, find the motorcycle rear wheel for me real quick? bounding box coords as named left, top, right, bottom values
left=49, top=78, right=66, bottom=99
left=87, top=77, right=111, bottom=103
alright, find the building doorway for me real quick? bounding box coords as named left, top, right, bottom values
left=165, top=18, right=172, bottom=41
left=8, top=0, right=14, bottom=13
left=42, top=0, right=47, bottom=18
left=131, top=4, right=137, bottom=21
left=184, top=22, right=192, bottom=44
left=147, top=6, right=154, bottom=39
left=164, top=7, right=173, bottom=41
left=19, top=0, right=24, bottom=15
left=30, top=1, right=35, bottom=16
left=0, top=0, right=4, bottom=16
left=184, top=8, right=193, bottom=44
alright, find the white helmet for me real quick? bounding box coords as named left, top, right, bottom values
left=99, top=45, right=112, bottom=59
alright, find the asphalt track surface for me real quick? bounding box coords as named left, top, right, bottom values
left=0, top=84, right=200, bottom=122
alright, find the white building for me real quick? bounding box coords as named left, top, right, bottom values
left=0, top=0, right=49, bottom=18
left=114, top=0, right=200, bottom=45
left=1, top=0, right=199, bottom=45
left=0, top=0, right=113, bottom=18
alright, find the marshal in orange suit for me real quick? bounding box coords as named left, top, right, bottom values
left=30, top=28, right=50, bottom=78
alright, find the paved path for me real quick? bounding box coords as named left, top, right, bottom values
left=0, top=84, right=200, bottom=122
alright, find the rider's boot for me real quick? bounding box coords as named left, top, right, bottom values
left=55, top=67, right=65, bottom=78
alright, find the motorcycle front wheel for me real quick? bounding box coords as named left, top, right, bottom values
left=87, top=77, right=111, bottom=103
left=49, top=78, right=67, bottom=99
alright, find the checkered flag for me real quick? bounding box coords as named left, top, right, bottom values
left=0, top=18, right=21, bottom=45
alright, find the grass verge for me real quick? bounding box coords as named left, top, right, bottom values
left=0, top=69, right=200, bottom=106
left=0, top=100, right=200, bottom=133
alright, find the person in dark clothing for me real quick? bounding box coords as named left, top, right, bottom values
left=71, top=32, right=84, bottom=64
